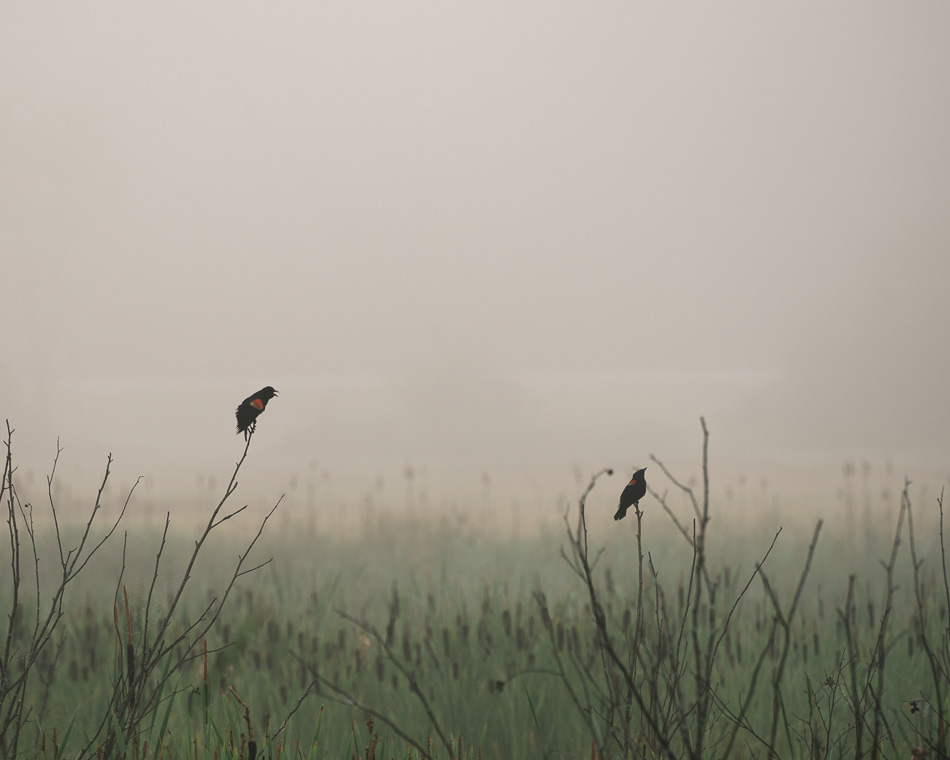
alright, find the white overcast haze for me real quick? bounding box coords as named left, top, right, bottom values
left=2, top=2, right=949, bottom=516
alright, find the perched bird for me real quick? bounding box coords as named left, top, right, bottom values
left=614, top=467, right=647, bottom=521
left=235, top=386, right=278, bottom=440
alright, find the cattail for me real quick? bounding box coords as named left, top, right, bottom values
left=537, top=597, right=552, bottom=631
left=126, top=642, right=135, bottom=688
left=478, top=621, right=493, bottom=652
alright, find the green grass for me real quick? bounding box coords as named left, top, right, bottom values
left=4, top=487, right=948, bottom=759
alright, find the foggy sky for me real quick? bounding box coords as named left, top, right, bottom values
left=2, top=2, right=949, bottom=510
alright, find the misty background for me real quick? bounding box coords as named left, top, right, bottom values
left=2, top=3, right=948, bottom=523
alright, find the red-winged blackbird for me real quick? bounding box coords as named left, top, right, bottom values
left=235, top=386, right=278, bottom=441
left=614, top=467, right=647, bottom=521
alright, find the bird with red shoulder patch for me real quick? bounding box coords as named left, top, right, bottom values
left=235, top=386, right=278, bottom=441
left=614, top=467, right=647, bottom=521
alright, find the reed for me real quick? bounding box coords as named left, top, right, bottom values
left=4, top=418, right=950, bottom=758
